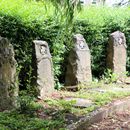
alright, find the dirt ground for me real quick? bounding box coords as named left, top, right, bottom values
left=88, top=110, right=130, bottom=130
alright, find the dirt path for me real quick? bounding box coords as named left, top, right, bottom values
left=88, top=111, right=130, bottom=130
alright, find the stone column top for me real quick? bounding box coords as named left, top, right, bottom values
left=110, top=31, right=124, bottom=36
left=33, top=40, right=51, bottom=59
left=33, top=40, right=48, bottom=46
left=73, top=34, right=90, bottom=51
left=109, top=31, right=127, bottom=48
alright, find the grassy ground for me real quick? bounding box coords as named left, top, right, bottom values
left=0, top=83, right=130, bottom=130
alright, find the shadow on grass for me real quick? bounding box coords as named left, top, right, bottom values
left=0, top=107, right=66, bottom=130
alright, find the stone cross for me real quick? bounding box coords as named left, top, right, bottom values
left=33, top=40, right=54, bottom=99
left=0, top=36, right=18, bottom=110
left=107, top=31, right=127, bottom=79
left=65, top=34, right=92, bottom=86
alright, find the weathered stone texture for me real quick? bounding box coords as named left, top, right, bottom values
left=65, top=34, right=92, bottom=86
left=0, top=36, right=18, bottom=110
left=33, top=40, right=54, bottom=99
left=107, top=31, right=127, bottom=78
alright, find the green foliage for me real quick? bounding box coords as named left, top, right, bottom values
left=58, top=100, right=76, bottom=112
left=1, top=85, right=130, bottom=129
left=45, top=98, right=76, bottom=112
left=0, top=1, right=130, bottom=91
left=102, top=69, right=118, bottom=83
left=0, top=111, right=64, bottom=130
left=43, top=0, right=81, bottom=26
left=17, top=92, right=34, bottom=114
left=93, top=91, right=130, bottom=106
left=74, top=6, right=130, bottom=77
left=44, top=85, right=130, bottom=115
left=0, top=0, right=63, bottom=90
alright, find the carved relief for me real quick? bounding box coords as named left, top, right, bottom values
left=111, top=31, right=127, bottom=48
left=40, top=45, right=47, bottom=55
left=73, top=34, right=90, bottom=51
left=107, top=31, right=127, bottom=79
left=65, top=34, right=92, bottom=86
left=33, top=40, right=54, bottom=99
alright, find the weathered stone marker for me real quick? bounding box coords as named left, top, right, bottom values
left=65, top=34, right=92, bottom=86
left=33, top=40, right=54, bottom=99
left=0, top=36, right=18, bottom=110
left=107, top=31, right=127, bottom=79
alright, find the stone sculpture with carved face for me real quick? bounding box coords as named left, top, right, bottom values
left=33, top=40, right=54, bottom=99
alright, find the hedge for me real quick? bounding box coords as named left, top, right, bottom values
left=0, top=0, right=130, bottom=91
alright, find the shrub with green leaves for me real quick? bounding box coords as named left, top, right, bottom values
left=0, top=111, right=64, bottom=130
left=74, top=6, right=130, bottom=77
left=0, top=0, right=130, bottom=91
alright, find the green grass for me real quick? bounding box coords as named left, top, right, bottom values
left=0, top=84, right=130, bottom=129
left=0, top=111, right=64, bottom=130
left=0, top=0, right=54, bottom=23
left=76, top=6, right=130, bottom=26
left=45, top=83, right=130, bottom=116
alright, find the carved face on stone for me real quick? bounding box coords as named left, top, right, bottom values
left=111, top=31, right=127, bottom=48
left=118, top=38, right=122, bottom=45
left=73, top=34, right=89, bottom=51
left=33, top=40, right=51, bottom=59
left=40, top=45, right=47, bottom=55
left=114, top=37, right=123, bottom=46
left=78, top=40, right=86, bottom=49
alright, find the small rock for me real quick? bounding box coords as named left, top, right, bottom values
left=64, top=97, right=93, bottom=108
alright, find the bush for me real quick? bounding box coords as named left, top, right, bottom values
left=73, top=6, right=130, bottom=77
left=0, top=1, right=130, bottom=91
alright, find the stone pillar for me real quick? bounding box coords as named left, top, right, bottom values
left=0, top=36, right=18, bottom=110
left=33, top=40, right=54, bottom=99
left=107, top=31, right=127, bottom=79
left=65, top=34, right=92, bottom=86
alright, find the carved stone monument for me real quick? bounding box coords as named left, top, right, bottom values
left=65, top=34, right=92, bottom=86
left=107, top=31, right=127, bottom=79
left=0, top=36, right=18, bottom=110
left=33, top=40, right=54, bottom=99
